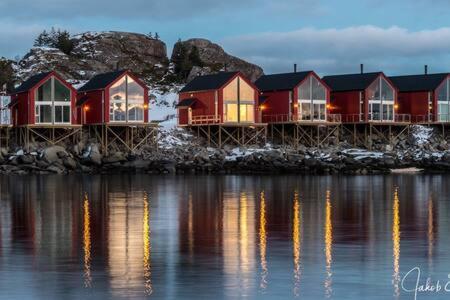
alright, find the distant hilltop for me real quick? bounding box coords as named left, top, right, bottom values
left=0, top=30, right=264, bottom=92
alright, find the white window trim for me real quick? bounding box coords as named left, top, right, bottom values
left=298, top=77, right=327, bottom=121
left=35, top=77, right=72, bottom=125
left=222, top=77, right=255, bottom=123
left=437, top=78, right=450, bottom=121
left=109, top=75, right=145, bottom=123
left=368, top=77, right=395, bottom=121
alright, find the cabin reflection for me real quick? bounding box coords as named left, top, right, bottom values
left=0, top=174, right=447, bottom=298
left=292, top=190, right=301, bottom=297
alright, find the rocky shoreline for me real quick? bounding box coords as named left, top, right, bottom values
left=1, top=134, right=450, bottom=176
left=0, top=125, right=449, bottom=175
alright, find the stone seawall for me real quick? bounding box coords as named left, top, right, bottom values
left=0, top=125, right=449, bottom=175
left=0, top=143, right=448, bottom=175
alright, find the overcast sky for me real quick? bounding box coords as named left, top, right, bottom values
left=2, top=0, right=450, bottom=75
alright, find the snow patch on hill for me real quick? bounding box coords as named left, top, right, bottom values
left=149, top=85, right=180, bottom=130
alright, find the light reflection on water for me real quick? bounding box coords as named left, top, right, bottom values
left=0, top=174, right=450, bottom=299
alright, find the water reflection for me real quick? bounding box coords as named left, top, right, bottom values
left=259, top=191, right=268, bottom=292
left=293, top=190, right=301, bottom=297
left=108, top=190, right=149, bottom=297
left=83, top=193, right=92, bottom=288
left=0, top=174, right=449, bottom=299
left=188, top=193, right=194, bottom=260
left=324, top=190, right=333, bottom=298
left=428, top=194, right=434, bottom=271
left=392, top=187, right=400, bottom=299
left=143, top=192, right=152, bottom=295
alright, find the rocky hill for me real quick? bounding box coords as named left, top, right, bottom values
left=172, top=38, right=264, bottom=82
left=4, top=31, right=264, bottom=89
left=16, top=31, right=169, bottom=85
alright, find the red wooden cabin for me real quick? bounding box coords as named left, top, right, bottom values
left=322, top=72, right=404, bottom=123
left=255, top=71, right=338, bottom=123
left=10, top=71, right=79, bottom=126
left=389, top=73, right=450, bottom=123
left=177, top=72, right=260, bottom=125
left=77, top=70, right=149, bottom=124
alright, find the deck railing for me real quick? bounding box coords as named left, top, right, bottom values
left=191, top=115, right=222, bottom=125
left=341, top=114, right=364, bottom=123
left=394, top=114, right=411, bottom=123
left=261, top=114, right=342, bottom=123
left=340, top=114, right=411, bottom=123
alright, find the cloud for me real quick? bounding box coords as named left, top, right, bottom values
left=222, top=26, right=450, bottom=75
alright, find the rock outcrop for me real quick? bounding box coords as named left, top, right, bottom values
left=0, top=58, right=16, bottom=93
left=16, top=31, right=169, bottom=84
left=12, top=32, right=265, bottom=87
left=172, top=38, right=264, bottom=82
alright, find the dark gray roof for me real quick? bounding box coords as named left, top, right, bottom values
left=255, top=71, right=311, bottom=92
left=78, top=70, right=127, bottom=92
left=322, top=72, right=382, bottom=92
left=180, top=72, right=238, bottom=93
left=389, top=73, right=449, bottom=92
left=176, top=98, right=197, bottom=107
left=76, top=95, right=90, bottom=106
left=13, top=72, right=52, bottom=94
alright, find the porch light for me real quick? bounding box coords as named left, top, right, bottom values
left=260, top=105, right=266, bottom=111
left=144, top=104, right=149, bottom=109
left=84, top=105, right=90, bottom=112
left=394, top=104, right=399, bottom=110
left=326, top=104, right=332, bottom=110
left=429, top=105, right=433, bottom=110
left=293, top=103, right=298, bottom=108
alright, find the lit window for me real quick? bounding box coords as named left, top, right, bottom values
left=109, top=75, right=145, bottom=122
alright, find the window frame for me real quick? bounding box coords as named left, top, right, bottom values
left=437, top=78, right=450, bottom=122
left=222, top=76, right=255, bottom=123
left=109, top=75, right=145, bottom=123
left=367, top=77, right=395, bottom=122
left=297, top=75, right=327, bottom=121
left=34, top=76, right=72, bottom=125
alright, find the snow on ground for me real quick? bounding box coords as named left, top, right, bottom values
left=149, top=85, right=180, bottom=124
left=224, top=144, right=275, bottom=161
left=158, top=117, right=178, bottom=131
left=412, top=125, right=433, bottom=145
left=158, top=128, right=192, bottom=149
left=341, top=148, right=384, bottom=160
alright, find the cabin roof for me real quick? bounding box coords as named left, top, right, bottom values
left=76, top=95, right=90, bottom=106
left=78, top=70, right=127, bottom=92
left=176, top=98, right=197, bottom=107
left=179, top=72, right=239, bottom=93
left=255, top=71, right=312, bottom=92
left=389, top=73, right=449, bottom=92
left=13, top=71, right=53, bottom=94
left=322, top=72, right=382, bottom=92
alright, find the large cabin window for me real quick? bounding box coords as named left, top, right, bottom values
left=298, top=76, right=326, bottom=121
left=367, top=77, right=394, bottom=121
left=437, top=78, right=450, bottom=122
left=223, top=77, right=255, bottom=123
left=35, top=77, right=71, bottom=124
left=109, top=75, right=145, bottom=123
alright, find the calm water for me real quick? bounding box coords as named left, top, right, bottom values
left=0, top=174, right=450, bottom=299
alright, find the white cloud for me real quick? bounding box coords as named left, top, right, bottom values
left=222, top=26, right=450, bottom=75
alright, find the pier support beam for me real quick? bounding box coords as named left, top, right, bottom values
left=90, top=124, right=158, bottom=155
left=18, top=125, right=82, bottom=151
left=187, top=124, right=267, bottom=148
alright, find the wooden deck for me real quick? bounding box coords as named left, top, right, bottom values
left=17, top=124, right=82, bottom=128
left=182, top=122, right=267, bottom=128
